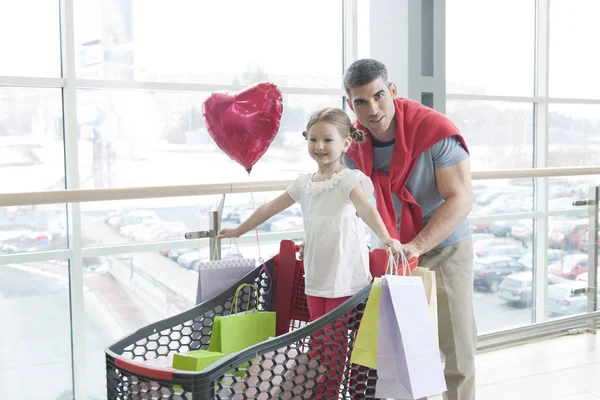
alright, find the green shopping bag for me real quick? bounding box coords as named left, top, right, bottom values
left=209, top=283, right=276, bottom=355
left=172, top=350, right=226, bottom=371
left=350, top=278, right=382, bottom=369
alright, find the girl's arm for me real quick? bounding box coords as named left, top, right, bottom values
left=349, top=183, right=402, bottom=252
left=217, top=192, right=296, bottom=239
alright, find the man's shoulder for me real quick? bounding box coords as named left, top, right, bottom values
left=395, top=98, right=453, bottom=123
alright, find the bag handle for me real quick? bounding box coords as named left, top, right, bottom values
left=213, top=237, right=241, bottom=261
left=386, top=248, right=411, bottom=276
left=385, top=248, right=398, bottom=275
left=231, top=283, right=259, bottom=314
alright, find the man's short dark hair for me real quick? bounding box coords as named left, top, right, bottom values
left=343, top=59, right=389, bottom=96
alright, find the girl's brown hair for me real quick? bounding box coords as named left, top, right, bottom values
left=302, top=107, right=366, bottom=143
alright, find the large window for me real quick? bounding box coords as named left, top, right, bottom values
left=447, top=0, right=599, bottom=335
left=0, top=88, right=64, bottom=193
left=446, top=100, right=534, bottom=170
left=0, top=1, right=61, bottom=77
left=73, top=0, right=343, bottom=88
left=0, top=2, right=346, bottom=398
left=446, top=0, right=535, bottom=96
left=0, top=262, right=73, bottom=399
left=549, top=0, right=600, bottom=99
left=76, top=89, right=341, bottom=188
left=548, top=104, right=600, bottom=167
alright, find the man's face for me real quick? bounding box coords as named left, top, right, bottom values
left=346, top=77, right=397, bottom=137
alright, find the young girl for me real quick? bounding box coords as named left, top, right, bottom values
left=217, top=107, right=402, bottom=320
left=218, top=107, right=401, bottom=399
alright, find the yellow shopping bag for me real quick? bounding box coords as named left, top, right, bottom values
left=350, top=278, right=382, bottom=369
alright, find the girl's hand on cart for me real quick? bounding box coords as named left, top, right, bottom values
left=382, top=237, right=403, bottom=261
left=217, top=228, right=240, bottom=240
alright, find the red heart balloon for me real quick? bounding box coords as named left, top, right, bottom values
left=203, top=82, right=283, bottom=173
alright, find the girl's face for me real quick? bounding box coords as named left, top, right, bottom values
left=306, top=122, right=351, bottom=167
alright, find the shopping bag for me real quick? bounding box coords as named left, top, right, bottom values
left=351, top=249, right=398, bottom=369
left=172, top=350, right=226, bottom=371
left=349, top=278, right=382, bottom=369
left=411, top=266, right=439, bottom=345
left=196, top=258, right=256, bottom=303
left=208, top=283, right=276, bottom=355
left=374, top=259, right=446, bottom=399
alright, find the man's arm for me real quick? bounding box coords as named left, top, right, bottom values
left=402, top=158, right=473, bottom=259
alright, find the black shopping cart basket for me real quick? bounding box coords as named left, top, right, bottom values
left=105, top=240, right=385, bottom=399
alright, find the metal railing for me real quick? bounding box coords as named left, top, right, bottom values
left=1, top=166, right=600, bottom=208
left=0, top=165, right=599, bottom=349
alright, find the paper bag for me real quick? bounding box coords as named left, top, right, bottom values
left=375, top=274, right=446, bottom=399
left=349, top=278, right=382, bottom=369
left=196, top=258, right=255, bottom=303
left=208, top=283, right=276, bottom=355
left=411, top=266, right=439, bottom=344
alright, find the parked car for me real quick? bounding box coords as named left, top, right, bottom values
left=511, top=220, right=533, bottom=242
left=489, top=220, right=522, bottom=238
left=473, top=237, right=524, bottom=258
left=517, top=249, right=566, bottom=269
left=473, top=256, right=527, bottom=292
left=479, top=244, right=528, bottom=260
left=547, top=280, right=599, bottom=316
left=106, top=209, right=159, bottom=230
left=575, top=271, right=599, bottom=283
left=471, top=233, right=496, bottom=242
left=498, top=271, right=566, bottom=307
left=548, top=254, right=589, bottom=280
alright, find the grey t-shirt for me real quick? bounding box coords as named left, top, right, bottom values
left=345, top=136, right=470, bottom=249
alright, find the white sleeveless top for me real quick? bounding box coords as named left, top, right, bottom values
left=286, top=168, right=374, bottom=298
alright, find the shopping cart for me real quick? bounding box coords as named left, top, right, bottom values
left=105, top=240, right=384, bottom=399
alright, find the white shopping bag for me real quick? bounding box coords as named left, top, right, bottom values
left=410, top=266, right=439, bottom=347
left=375, top=252, right=446, bottom=399
left=196, top=258, right=256, bottom=303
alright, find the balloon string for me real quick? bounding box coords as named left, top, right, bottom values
left=249, top=173, right=271, bottom=295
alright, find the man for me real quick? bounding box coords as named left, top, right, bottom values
left=344, top=58, right=476, bottom=400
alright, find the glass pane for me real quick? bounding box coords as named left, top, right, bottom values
left=82, top=197, right=211, bottom=247
left=82, top=192, right=305, bottom=247
left=221, top=191, right=305, bottom=238
left=549, top=0, right=600, bottom=99
left=470, top=178, right=536, bottom=333
left=471, top=179, right=534, bottom=221
left=547, top=215, right=587, bottom=253
left=548, top=104, right=600, bottom=167
left=0, top=204, right=68, bottom=254
left=77, top=88, right=341, bottom=188
left=548, top=175, right=600, bottom=212
left=546, top=214, right=596, bottom=319
left=471, top=219, right=534, bottom=333
left=0, top=261, right=72, bottom=399
left=83, top=242, right=293, bottom=395
left=446, top=100, right=534, bottom=170
left=82, top=252, right=188, bottom=398
left=0, top=1, right=61, bottom=77
left=356, top=0, right=370, bottom=59
left=446, top=0, right=535, bottom=96
left=0, top=87, right=65, bottom=193
left=74, top=0, right=343, bottom=87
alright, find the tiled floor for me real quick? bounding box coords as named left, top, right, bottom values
left=429, top=331, right=600, bottom=399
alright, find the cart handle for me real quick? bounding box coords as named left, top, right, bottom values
left=115, top=355, right=174, bottom=381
